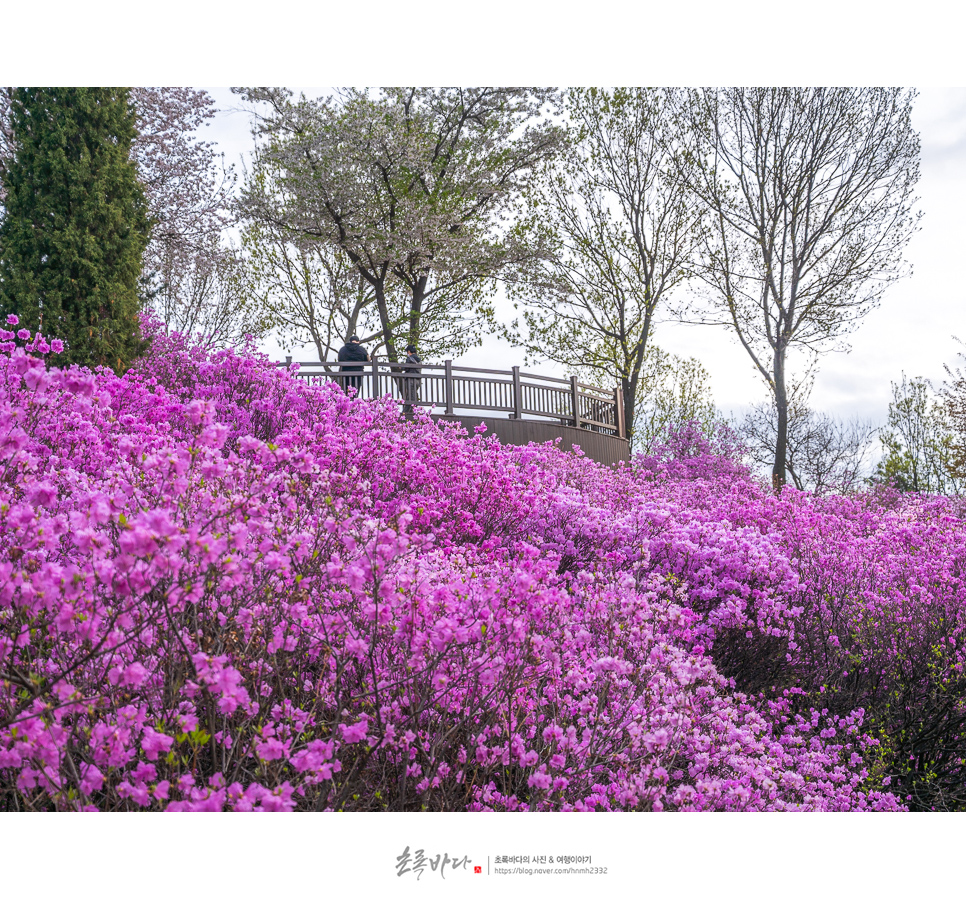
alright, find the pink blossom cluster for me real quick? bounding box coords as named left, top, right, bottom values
left=4, top=316, right=961, bottom=811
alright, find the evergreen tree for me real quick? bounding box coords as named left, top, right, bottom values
left=0, top=87, right=150, bottom=370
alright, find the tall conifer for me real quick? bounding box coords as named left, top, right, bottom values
left=0, top=87, right=150, bottom=370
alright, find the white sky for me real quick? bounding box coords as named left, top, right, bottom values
left=198, top=86, right=966, bottom=426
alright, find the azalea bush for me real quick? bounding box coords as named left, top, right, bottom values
left=1, top=316, right=964, bottom=810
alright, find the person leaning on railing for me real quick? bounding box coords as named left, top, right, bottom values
left=401, top=343, right=422, bottom=411
left=337, top=334, right=368, bottom=396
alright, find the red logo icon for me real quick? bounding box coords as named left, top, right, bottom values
left=474, top=866, right=482, bottom=874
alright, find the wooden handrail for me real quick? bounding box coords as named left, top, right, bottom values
left=276, top=359, right=625, bottom=440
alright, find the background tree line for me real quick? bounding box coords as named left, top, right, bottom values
left=3, top=85, right=954, bottom=495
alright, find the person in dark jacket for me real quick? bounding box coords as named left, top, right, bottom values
left=401, top=343, right=422, bottom=411
left=337, top=335, right=368, bottom=396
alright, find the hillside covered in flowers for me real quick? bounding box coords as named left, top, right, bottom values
left=2, top=318, right=965, bottom=812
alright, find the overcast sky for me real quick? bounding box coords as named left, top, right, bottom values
left=5, top=5, right=961, bottom=430
left=198, top=86, right=966, bottom=426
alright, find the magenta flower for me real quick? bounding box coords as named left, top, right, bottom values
left=340, top=720, right=369, bottom=744
left=141, top=728, right=174, bottom=762
left=119, top=663, right=149, bottom=688
left=256, top=738, right=289, bottom=761
left=0, top=320, right=938, bottom=813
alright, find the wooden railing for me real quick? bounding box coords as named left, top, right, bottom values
left=278, top=357, right=627, bottom=441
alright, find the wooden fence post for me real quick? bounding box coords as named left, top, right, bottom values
left=570, top=376, right=581, bottom=428
left=444, top=360, right=454, bottom=415
left=371, top=355, right=380, bottom=399
left=512, top=366, right=522, bottom=420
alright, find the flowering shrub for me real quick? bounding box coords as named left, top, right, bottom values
left=0, top=316, right=960, bottom=810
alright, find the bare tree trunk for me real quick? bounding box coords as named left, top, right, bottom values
left=622, top=377, right=634, bottom=443
left=311, top=328, right=326, bottom=363
left=373, top=282, right=398, bottom=364
left=772, top=348, right=788, bottom=492
left=407, top=274, right=428, bottom=349
left=623, top=337, right=648, bottom=447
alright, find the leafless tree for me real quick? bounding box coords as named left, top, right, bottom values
left=242, top=215, right=379, bottom=363
left=152, top=240, right=266, bottom=350
left=739, top=389, right=878, bottom=494
left=674, top=87, right=921, bottom=491
left=507, top=87, right=705, bottom=442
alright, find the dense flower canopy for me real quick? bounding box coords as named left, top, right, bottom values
left=2, top=317, right=965, bottom=811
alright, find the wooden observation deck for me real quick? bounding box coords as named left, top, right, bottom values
left=279, top=357, right=630, bottom=466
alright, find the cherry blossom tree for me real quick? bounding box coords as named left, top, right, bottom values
left=151, top=238, right=267, bottom=350
left=130, top=87, right=236, bottom=326
left=235, top=87, right=564, bottom=362
left=239, top=159, right=385, bottom=362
